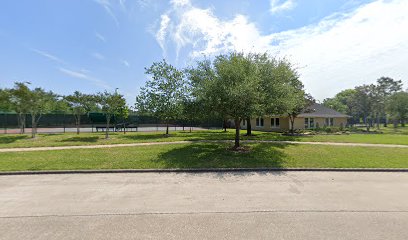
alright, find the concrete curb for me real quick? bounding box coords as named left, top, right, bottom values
left=1, top=168, right=408, bottom=176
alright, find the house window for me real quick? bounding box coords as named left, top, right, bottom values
left=304, top=118, right=315, bottom=129
left=256, top=117, right=264, bottom=127
left=325, top=118, right=334, bottom=126
left=271, top=118, right=280, bottom=128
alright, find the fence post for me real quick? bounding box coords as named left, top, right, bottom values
left=63, top=113, right=66, bottom=133
left=4, top=113, right=7, bottom=134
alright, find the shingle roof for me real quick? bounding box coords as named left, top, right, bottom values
left=298, top=103, right=350, bottom=118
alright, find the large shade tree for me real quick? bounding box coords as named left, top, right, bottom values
left=190, top=52, right=263, bottom=149
left=258, top=56, right=307, bottom=135
left=136, top=60, right=186, bottom=135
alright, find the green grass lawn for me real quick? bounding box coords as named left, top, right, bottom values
left=1, top=143, right=407, bottom=171
left=1, top=127, right=408, bottom=149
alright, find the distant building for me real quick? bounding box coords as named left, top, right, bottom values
left=240, top=103, right=349, bottom=131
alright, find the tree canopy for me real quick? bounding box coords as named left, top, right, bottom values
left=387, top=91, right=408, bottom=127
left=96, top=91, right=127, bottom=139
left=135, top=59, right=187, bottom=135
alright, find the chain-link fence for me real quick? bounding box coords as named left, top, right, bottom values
left=0, top=112, right=223, bottom=134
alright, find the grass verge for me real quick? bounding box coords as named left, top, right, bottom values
left=1, top=128, right=408, bottom=149
left=1, top=143, right=407, bottom=171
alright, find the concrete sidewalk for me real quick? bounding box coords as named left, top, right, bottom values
left=1, top=139, right=407, bottom=152
left=1, top=172, right=408, bottom=239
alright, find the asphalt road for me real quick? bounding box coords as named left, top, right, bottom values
left=1, top=172, right=408, bottom=239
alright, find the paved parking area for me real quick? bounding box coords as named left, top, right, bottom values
left=1, top=172, right=408, bottom=239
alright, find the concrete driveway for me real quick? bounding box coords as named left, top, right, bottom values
left=1, top=171, right=408, bottom=239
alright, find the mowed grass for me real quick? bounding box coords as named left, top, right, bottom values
left=0, top=143, right=407, bottom=171
left=1, top=127, right=408, bottom=148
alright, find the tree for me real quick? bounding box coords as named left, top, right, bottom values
left=259, top=56, right=305, bottom=135
left=375, top=77, right=402, bottom=127
left=287, top=92, right=314, bottom=135
left=118, top=105, right=130, bottom=134
left=64, top=91, right=95, bottom=135
left=136, top=60, right=186, bottom=135
left=323, top=89, right=356, bottom=114
left=351, top=84, right=377, bottom=131
left=186, top=59, right=229, bottom=132
left=95, top=91, right=126, bottom=139
left=387, top=91, right=408, bottom=127
left=0, top=88, right=11, bottom=112
left=181, top=98, right=202, bottom=132
left=8, top=82, right=32, bottom=134
left=190, top=52, right=263, bottom=149
left=27, top=88, right=57, bottom=138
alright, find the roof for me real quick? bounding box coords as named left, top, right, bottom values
left=298, top=103, right=350, bottom=118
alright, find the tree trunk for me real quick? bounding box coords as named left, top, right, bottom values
left=402, top=119, right=405, bottom=127
left=105, top=116, right=110, bottom=139
left=76, top=115, right=80, bottom=135
left=234, top=118, right=240, bottom=149
left=246, top=117, right=252, bottom=136
left=18, top=113, right=25, bottom=134
left=189, top=120, right=192, bottom=133
left=365, top=116, right=370, bottom=131
left=289, top=116, right=295, bottom=135
left=223, top=119, right=227, bottom=132
left=166, top=124, right=169, bottom=135
left=384, top=114, right=388, bottom=127
left=376, top=114, right=380, bottom=130
left=31, top=114, right=36, bottom=139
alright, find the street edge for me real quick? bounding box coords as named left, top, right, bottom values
left=1, top=168, right=408, bottom=175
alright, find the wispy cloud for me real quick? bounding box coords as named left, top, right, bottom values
left=94, top=0, right=119, bottom=26
left=269, top=0, right=296, bottom=14
left=156, top=14, right=171, bottom=57
left=137, top=0, right=151, bottom=9
left=59, top=67, right=111, bottom=89
left=119, top=0, right=126, bottom=9
left=154, top=0, right=408, bottom=100
left=30, top=48, right=66, bottom=64
left=121, top=60, right=130, bottom=67
left=154, top=0, right=272, bottom=59
left=95, top=32, right=106, bottom=42
left=92, top=52, right=105, bottom=60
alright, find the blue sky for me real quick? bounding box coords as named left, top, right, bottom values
left=1, top=0, right=407, bottom=104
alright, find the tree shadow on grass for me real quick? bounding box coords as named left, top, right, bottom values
left=60, top=136, right=99, bottom=143
left=121, top=133, right=176, bottom=141
left=0, top=135, right=28, bottom=144
left=154, top=142, right=291, bottom=170
left=120, top=130, right=305, bottom=143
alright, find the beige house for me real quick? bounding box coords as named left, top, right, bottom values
left=240, top=103, right=349, bottom=131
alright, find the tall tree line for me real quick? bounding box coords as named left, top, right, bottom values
left=323, top=77, right=407, bottom=130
